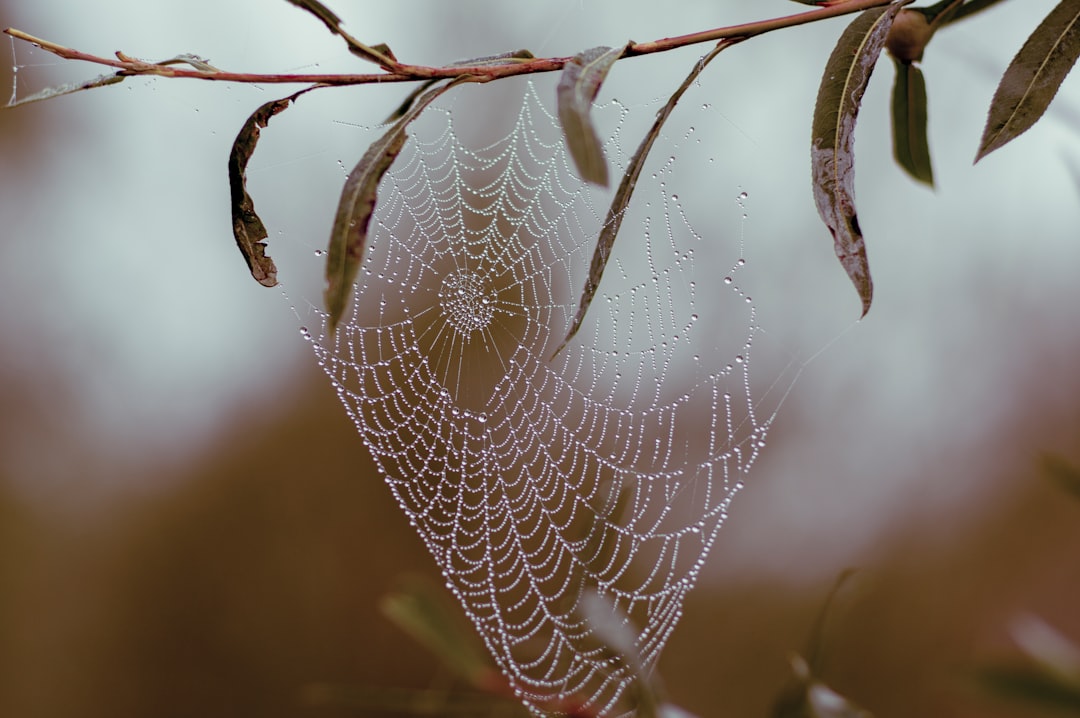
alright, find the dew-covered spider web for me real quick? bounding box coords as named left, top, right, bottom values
left=293, top=78, right=785, bottom=716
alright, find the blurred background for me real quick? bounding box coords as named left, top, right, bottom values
left=1, top=0, right=1078, bottom=716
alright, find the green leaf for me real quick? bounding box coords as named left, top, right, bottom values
left=557, top=45, right=626, bottom=186
left=5, top=72, right=124, bottom=108
left=890, top=57, right=934, bottom=186
left=324, top=76, right=468, bottom=334
left=553, top=40, right=737, bottom=357
left=811, top=4, right=905, bottom=317
left=228, top=88, right=317, bottom=288
left=379, top=575, right=498, bottom=689
left=975, top=0, right=1080, bottom=162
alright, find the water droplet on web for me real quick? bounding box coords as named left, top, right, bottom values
left=314, top=249, right=325, bottom=256
left=723, top=277, right=733, bottom=284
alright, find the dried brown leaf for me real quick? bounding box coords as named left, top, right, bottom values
left=229, top=88, right=315, bottom=288
left=811, top=4, right=905, bottom=317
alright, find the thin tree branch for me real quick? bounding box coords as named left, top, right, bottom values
left=4, top=0, right=898, bottom=89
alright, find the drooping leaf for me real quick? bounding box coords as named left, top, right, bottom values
left=5, top=72, right=124, bottom=108
left=324, top=76, right=469, bottom=333
left=890, top=57, right=934, bottom=185
left=385, top=50, right=534, bottom=123
left=975, top=0, right=1080, bottom=162
left=229, top=87, right=316, bottom=288
left=284, top=0, right=396, bottom=66
left=557, top=44, right=627, bottom=186
left=379, top=575, right=500, bottom=690
left=552, top=40, right=738, bottom=357
left=811, top=4, right=904, bottom=317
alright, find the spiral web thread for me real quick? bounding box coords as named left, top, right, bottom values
left=302, top=81, right=769, bottom=716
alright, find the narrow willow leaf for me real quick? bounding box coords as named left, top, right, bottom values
left=811, top=4, right=904, bottom=317
left=557, top=45, right=626, bottom=186
left=552, top=40, right=738, bottom=357
left=975, top=0, right=1080, bottom=162
left=284, top=0, right=396, bottom=66
left=325, top=77, right=468, bottom=333
left=947, top=0, right=1011, bottom=24
left=228, top=87, right=315, bottom=287
left=380, top=575, right=498, bottom=689
left=385, top=50, right=534, bottom=123
left=890, top=57, right=934, bottom=185
left=5, top=72, right=124, bottom=108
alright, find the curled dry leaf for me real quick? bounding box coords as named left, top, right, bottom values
left=890, top=56, right=934, bottom=186
left=557, top=44, right=627, bottom=186
left=552, top=40, right=737, bottom=358
left=975, top=0, right=1080, bottom=163
left=5, top=72, right=124, bottom=108
left=229, top=88, right=317, bottom=288
left=284, top=0, right=397, bottom=67
left=325, top=77, right=471, bottom=334
left=811, top=3, right=905, bottom=317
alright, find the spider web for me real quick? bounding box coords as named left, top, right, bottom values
left=297, top=79, right=775, bottom=716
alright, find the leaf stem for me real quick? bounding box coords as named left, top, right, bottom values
left=4, top=0, right=899, bottom=90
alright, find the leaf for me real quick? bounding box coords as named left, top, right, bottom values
left=552, top=40, right=738, bottom=357
left=5, top=72, right=124, bottom=108
left=284, top=0, right=397, bottom=67
left=773, top=654, right=874, bottom=718
left=324, top=76, right=469, bottom=334
left=946, top=0, right=1011, bottom=24
left=379, top=575, right=499, bottom=689
left=385, top=50, right=534, bottom=123
left=557, top=45, right=626, bottom=186
left=811, top=4, right=904, bottom=317
left=228, top=87, right=316, bottom=288
left=890, top=57, right=934, bottom=186
left=975, top=0, right=1080, bottom=162
left=156, top=53, right=221, bottom=72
